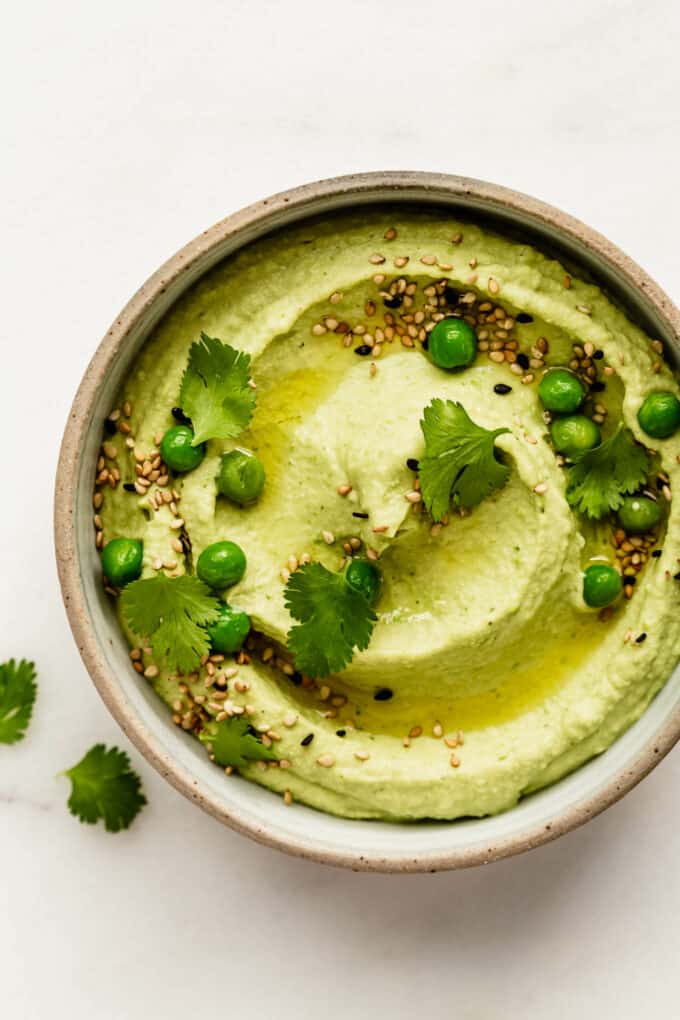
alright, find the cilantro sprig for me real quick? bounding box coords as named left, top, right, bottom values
left=419, top=399, right=511, bottom=521
left=0, top=659, right=37, bottom=744
left=64, top=744, right=146, bottom=832
left=566, top=425, right=649, bottom=520
left=201, top=717, right=277, bottom=769
left=284, top=562, right=377, bottom=678
left=179, top=333, right=256, bottom=445
left=120, top=574, right=220, bottom=674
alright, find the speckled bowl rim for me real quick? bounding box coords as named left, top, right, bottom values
left=55, top=171, right=680, bottom=872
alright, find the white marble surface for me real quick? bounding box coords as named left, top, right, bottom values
left=3, top=1, right=680, bottom=1016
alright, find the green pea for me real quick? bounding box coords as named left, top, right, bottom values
left=207, top=603, right=251, bottom=654
left=617, top=495, right=662, bottom=534
left=160, top=426, right=206, bottom=473
left=538, top=369, right=585, bottom=414
left=101, top=537, right=143, bottom=587
left=637, top=391, right=680, bottom=439
left=583, top=563, right=622, bottom=608
left=196, top=541, right=246, bottom=589
left=217, top=449, right=265, bottom=504
left=345, top=559, right=382, bottom=605
left=428, top=318, right=477, bottom=370
left=550, top=415, right=601, bottom=458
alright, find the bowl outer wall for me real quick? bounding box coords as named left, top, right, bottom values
left=54, top=171, right=680, bottom=872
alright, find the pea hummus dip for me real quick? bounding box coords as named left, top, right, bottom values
left=93, top=209, right=680, bottom=821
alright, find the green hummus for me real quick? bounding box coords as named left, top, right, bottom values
left=97, top=209, right=680, bottom=820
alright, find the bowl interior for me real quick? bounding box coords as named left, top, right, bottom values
left=67, top=181, right=680, bottom=869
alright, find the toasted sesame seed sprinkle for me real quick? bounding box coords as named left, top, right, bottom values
left=144, top=665, right=159, bottom=679
left=369, top=253, right=385, bottom=265
left=337, top=483, right=352, bottom=496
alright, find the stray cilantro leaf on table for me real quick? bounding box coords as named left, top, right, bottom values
left=120, top=573, right=220, bottom=674
left=0, top=659, right=37, bottom=745
left=64, top=744, right=146, bottom=832
left=566, top=425, right=649, bottom=519
left=419, top=399, right=511, bottom=521
left=284, top=562, right=377, bottom=678
left=179, top=333, right=256, bottom=445
left=201, top=717, right=277, bottom=769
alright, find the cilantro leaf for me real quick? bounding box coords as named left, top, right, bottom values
left=566, top=425, right=649, bottom=520
left=64, top=744, right=146, bottom=832
left=200, top=716, right=277, bottom=769
left=419, top=399, right=511, bottom=521
left=179, top=333, right=256, bottom=445
left=284, top=562, right=377, bottom=678
left=120, top=574, right=220, bottom=674
left=0, top=659, right=37, bottom=744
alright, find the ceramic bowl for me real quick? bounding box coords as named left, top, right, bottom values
left=55, top=172, right=680, bottom=871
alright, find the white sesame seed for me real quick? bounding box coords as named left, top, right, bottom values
left=354, top=750, right=370, bottom=761
left=533, top=483, right=548, bottom=495
left=369, top=253, right=385, bottom=265
left=322, top=530, right=335, bottom=545
left=317, top=753, right=335, bottom=768
left=405, top=490, right=422, bottom=503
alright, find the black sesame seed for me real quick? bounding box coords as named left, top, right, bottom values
left=623, top=575, right=636, bottom=586
left=444, top=285, right=460, bottom=306
left=335, top=729, right=346, bottom=737
left=652, top=549, right=663, bottom=558
left=354, top=345, right=373, bottom=357
left=674, top=572, right=680, bottom=581
left=383, top=294, right=403, bottom=309
left=635, top=632, right=647, bottom=643
left=104, top=418, right=118, bottom=436
left=352, top=511, right=369, bottom=519
left=421, top=337, right=429, bottom=351
left=171, top=406, right=192, bottom=427
left=300, top=733, right=314, bottom=746
left=516, top=352, right=530, bottom=370
left=516, top=312, right=533, bottom=323
left=290, top=671, right=303, bottom=686
left=407, top=458, right=420, bottom=472
left=494, top=383, right=512, bottom=395
left=590, top=380, right=606, bottom=392
left=593, top=349, right=604, bottom=360
left=123, top=482, right=136, bottom=492
left=374, top=687, right=393, bottom=701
